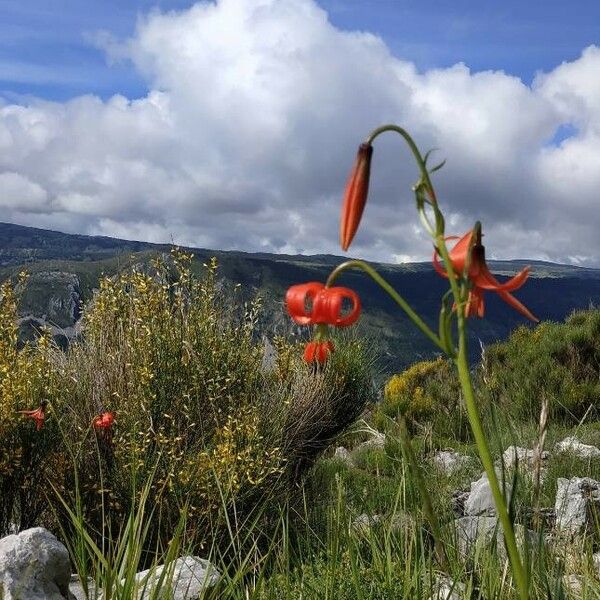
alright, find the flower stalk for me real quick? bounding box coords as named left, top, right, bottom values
left=329, top=124, right=533, bottom=599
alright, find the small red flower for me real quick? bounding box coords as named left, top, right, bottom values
left=285, top=283, right=361, bottom=326
left=304, top=340, right=334, bottom=364
left=18, top=400, right=48, bottom=431
left=340, top=142, right=373, bottom=251
left=93, top=412, right=115, bottom=430
left=433, top=228, right=538, bottom=322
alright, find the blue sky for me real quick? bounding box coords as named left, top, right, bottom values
left=2, top=0, right=599, bottom=101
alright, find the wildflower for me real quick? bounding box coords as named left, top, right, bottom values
left=304, top=340, right=334, bottom=364
left=433, top=226, right=538, bottom=322
left=93, top=412, right=115, bottom=430
left=285, top=283, right=361, bottom=326
left=340, top=142, right=373, bottom=251
left=18, top=400, right=48, bottom=431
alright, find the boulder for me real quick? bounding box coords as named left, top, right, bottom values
left=134, top=556, right=221, bottom=599
left=464, top=471, right=512, bottom=517
left=499, top=446, right=549, bottom=470
left=554, top=477, right=600, bottom=534
left=453, top=516, right=534, bottom=561
left=554, top=437, right=600, bottom=459
left=0, top=527, right=71, bottom=600
left=432, top=451, right=473, bottom=475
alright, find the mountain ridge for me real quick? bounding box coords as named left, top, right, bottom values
left=1, top=220, right=597, bottom=273
left=1, top=221, right=599, bottom=374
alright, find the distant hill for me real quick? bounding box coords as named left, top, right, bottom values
left=1, top=221, right=599, bottom=375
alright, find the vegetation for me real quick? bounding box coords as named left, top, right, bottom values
left=1, top=246, right=600, bottom=597
left=0, top=251, right=374, bottom=553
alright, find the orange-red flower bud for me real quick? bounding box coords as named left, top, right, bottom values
left=340, top=142, right=373, bottom=251
left=304, top=340, right=334, bottom=364
left=93, top=412, right=115, bottom=430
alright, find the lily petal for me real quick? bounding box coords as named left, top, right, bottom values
left=497, top=290, right=539, bottom=322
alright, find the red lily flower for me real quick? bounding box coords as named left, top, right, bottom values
left=18, top=400, right=48, bottom=430
left=304, top=340, right=334, bottom=364
left=433, top=228, right=538, bottom=322
left=285, top=283, right=361, bottom=326
left=93, top=412, right=115, bottom=430
left=340, top=142, right=373, bottom=251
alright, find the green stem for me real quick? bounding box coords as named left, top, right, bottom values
left=455, top=320, right=529, bottom=599
left=325, top=260, right=444, bottom=352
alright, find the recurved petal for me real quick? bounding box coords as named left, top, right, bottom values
left=432, top=235, right=463, bottom=279
left=285, top=282, right=325, bottom=325
left=497, top=290, right=539, bottom=322
left=473, top=265, right=530, bottom=291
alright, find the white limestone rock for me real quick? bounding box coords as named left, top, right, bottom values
left=554, top=477, right=600, bottom=535
left=554, top=437, right=600, bottom=459
left=428, top=574, right=466, bottom=600
left=499, top=445, right=549, bottom=470
left=453, top=516, right=533, bottom=562
left=464, top=471, right=513, bottom=517
left=432, top=450, right=473, bottom=475
left=0, top=527, right=72, bottom=600
left=134, top=555, right=221, bottom=599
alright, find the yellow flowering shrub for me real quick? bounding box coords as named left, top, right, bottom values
left=374, top=357, right=464, bottom=438
left=0, top=275, right=66, bottom=533
left=0, top=250, right=374, bottom=550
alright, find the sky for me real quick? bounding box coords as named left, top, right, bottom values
left=0, top=0, right=599, bottom=266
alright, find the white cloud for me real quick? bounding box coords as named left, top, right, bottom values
left=0, top=172, right=48, bottom=211
left=0, top=0, right=599, bottom=266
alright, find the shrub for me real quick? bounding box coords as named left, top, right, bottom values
left=0, top=251, right=375, bottom=556
left=0, top=274, right=66, bottom=533
left=373, top=357, right=468, bottom=442
left=481, top=308, right=600, bottom=422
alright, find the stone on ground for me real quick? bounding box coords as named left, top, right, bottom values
left=554, top=437, right=600, bottom=459
left=554, top=477, right=600, bottom=534
left=499, top=445, right=549, bottom=470
left=453, top=516, right=533, bottom=561
left=134, top=556, right=221, bottom=599
left=428, top=574, right=466, bottom=600
left=464, top=471, right=513, bottom=517
left=432, top=450, right=473, bottom=475
left=0, top=527, right=72, bottom=600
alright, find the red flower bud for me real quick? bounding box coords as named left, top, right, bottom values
left=304, top=340, right=334, bottom=364
left=340, top=142, right=373, bottom=251
left=93, top=412, right=115, bottom=430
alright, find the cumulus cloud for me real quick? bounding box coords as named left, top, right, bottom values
left=0, top=0, right=599, bottom=266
